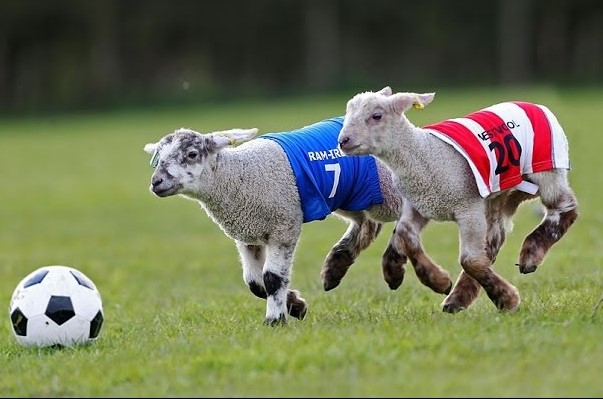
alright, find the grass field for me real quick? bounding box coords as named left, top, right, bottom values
left=1, top=86, right=602, bottom=397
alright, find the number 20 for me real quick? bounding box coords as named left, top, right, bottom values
left=488, top=134, right=522, bottom=175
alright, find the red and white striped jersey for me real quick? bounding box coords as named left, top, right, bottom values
left=423, top=101, right=570, bottom=198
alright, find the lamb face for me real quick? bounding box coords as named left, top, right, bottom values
left=338, top=91, right=396, bottom=156
left=145, top=129, right=214, bottom=197
left=144, top=127, right=258, bottom=198
left=338, top=88, right=436, bottom=157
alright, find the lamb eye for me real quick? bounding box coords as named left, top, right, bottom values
left=371, top=113, right=382, bottom=121
left=187, top=151, right=198, bottom=160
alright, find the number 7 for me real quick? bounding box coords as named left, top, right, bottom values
left=324, top=163, right=341, bottom=198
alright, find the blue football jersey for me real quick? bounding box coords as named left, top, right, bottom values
left=260, top=117, right=384, bottom=223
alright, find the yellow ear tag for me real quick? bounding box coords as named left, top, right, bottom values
left=412, top=101, right=424, bottom=110
left=216, top=134, right=237, bottom=146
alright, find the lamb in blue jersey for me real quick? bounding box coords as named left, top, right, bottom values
left=143, top=116, right=456, bottom=325
left=261, top=117, right=384, bottom=223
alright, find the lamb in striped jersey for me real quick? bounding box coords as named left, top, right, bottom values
left=338, top=86, right=578, bottom=314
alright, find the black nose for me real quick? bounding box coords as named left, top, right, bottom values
left=151, top=177, right=163, bottom=188
left=339, top=136, right=349, bottom=145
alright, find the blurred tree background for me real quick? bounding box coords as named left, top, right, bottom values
left=0, top=0, right=601, bottom=114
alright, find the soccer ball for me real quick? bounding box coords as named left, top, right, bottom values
left=9, top=265, right=104, bottom=348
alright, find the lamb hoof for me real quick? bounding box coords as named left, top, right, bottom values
left=382, top=245, right=407, bottom=291
left=323, top=278, right=341, bottom=292
left=383, top=264, right=405, bottom=290
left=288, top=300, right=308, bottom=320
left=386, top=277, right=404, bottom=291
left=516, top=263, right=537, bottom=274
left=321, top=250, right=353, bottom=291
left=493, top=287, right=521, bottom=312
left=442, top=302, right=466, bottom=314
left=264, top=314, right=287, bottom=326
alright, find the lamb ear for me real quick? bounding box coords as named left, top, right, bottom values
left=413, top=92, right=436, bottom=109
left=212, top=128, right=259, bottom=149
left=390, top=92, right=436, bottom=114
left=376, top=86, right=392, bottom=96
left=144, top=142, right=158, bottom=154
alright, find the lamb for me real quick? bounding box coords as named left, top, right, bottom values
left=142, top=116, right=454, bottom=325
left=338, top=86, right=578, bottom=313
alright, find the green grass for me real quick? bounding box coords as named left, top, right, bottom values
left=1, top=85, right=602, bottom=397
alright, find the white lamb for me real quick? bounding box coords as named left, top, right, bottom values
left=338, top=87, right=578, bottom=313
left=142, top=117, right=453, bottom=325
